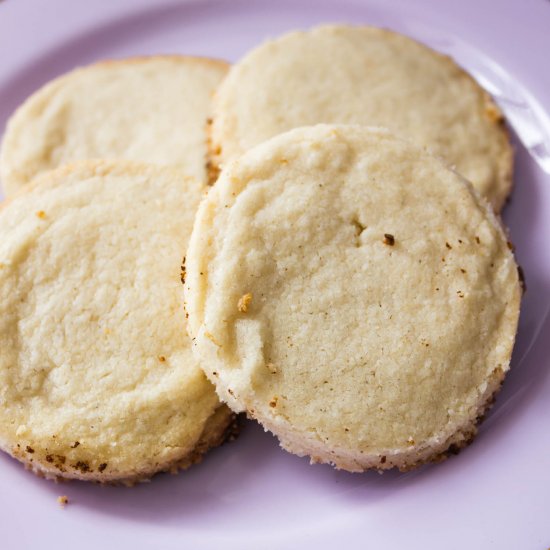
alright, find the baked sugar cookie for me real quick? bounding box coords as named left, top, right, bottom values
left=0, top=56, right=228, bottom=195
left=0, top=161, right=233, bottom=483
left=186, top=125, right=521, bottom=472
left=210, top=25, right=512, bottom=210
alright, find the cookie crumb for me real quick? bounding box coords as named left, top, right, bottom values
left=485, top=102, right=504, bottom=123
left=180, top=263, right=186, bottom=285
left=57, top=495, right=69, bottom=507
left=266, top=362, right=278, bottom=374
left=73, top=461, right=90, bottom=473
left=351, top=218, right=366, bottom=237
left=518, top=265, right=526, bottom=294
left=383, top=233, right=395, bottom=246
left=269, top=397, right=278, bottom=408
left=238, top=292, right=253, bottom=313
left=205, top=160, right=220, bottom=184
left=158, top=355, right=166, bottom=362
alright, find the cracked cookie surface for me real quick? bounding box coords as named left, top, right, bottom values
left=210, top=25, right=512, bottom=210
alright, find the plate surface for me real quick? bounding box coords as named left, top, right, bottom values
left=0, top=1, right=549, bottom=548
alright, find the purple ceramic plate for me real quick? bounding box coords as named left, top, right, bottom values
left=0, top=1, right=549, bottom=548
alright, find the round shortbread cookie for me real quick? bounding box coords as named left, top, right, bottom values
left=186, top=124, right=521, bottom=472
left=0, top=161, right=234, bottom=483
left=210, top=25, right=513, bottom=210
left=0, top=55, right=229, bottom=196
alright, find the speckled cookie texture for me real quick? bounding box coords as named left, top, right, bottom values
left=0, top=55, right=229, bottom=195
left=185, top=124, right=521, bottom=472
left=0, top=161, right=234, bottom=483
left=210, top=25, right=513, bottom=210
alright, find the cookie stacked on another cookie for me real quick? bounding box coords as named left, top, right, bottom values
left=185, top=125, right=521, bottom=471
left=0, top=56, right=236, bottom=483
left=0, top=55, right=228, bottom=195
left=209, top=25, right=513, bottom=210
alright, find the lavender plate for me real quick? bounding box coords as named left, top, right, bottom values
left=0, top=1, right=549, bottom=548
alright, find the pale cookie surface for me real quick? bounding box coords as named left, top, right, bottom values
left=186, top=125, right=521, bottom=472
left=0, top=161, right=232, bottom=482
left=210, top=25, right=512, bottom=210
left=0, top=56, right=228, bottom=195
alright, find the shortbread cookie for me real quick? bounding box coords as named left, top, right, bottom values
left=186, top=125, right=521, bottom=472
left=0, top=56, right=228, bottom=195
left=210, top=25, right=512, bottom=210
left=0, top=161, right=233, bottom=483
